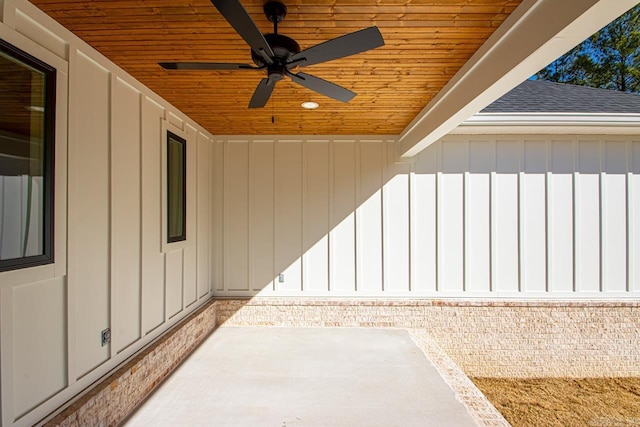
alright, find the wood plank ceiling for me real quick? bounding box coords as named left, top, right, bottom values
left=29, top=0, right=523, bottom=135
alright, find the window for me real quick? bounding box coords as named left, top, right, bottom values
left=167, top=131, right=186, bottom=243
left=0, top=39, right=55, bottom=272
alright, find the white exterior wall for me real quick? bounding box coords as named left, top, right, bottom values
left=0, top=1, right=214, bottom=425
left=214, top=137, right=400, bottom=296
left=215, top=135, right=640, bottom=298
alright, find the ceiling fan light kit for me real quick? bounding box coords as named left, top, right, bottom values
left=159, top=0, right=385, bottom=109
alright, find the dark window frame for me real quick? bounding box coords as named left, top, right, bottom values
left=166, top=131, right=186, bottom=243
left=0, top=38, right=56, bottom=272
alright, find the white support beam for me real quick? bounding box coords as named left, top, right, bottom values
left=398, top=0, right=639, bottom=158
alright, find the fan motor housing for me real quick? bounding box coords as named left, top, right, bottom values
left=264, top=1, right=287, bottom=23
left=251, top=33, right=300, bottom=67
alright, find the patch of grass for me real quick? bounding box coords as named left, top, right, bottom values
left=472, top=377, right=640, bottom=427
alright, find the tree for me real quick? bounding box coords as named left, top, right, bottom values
left=535, top=4, right=640, bottom=93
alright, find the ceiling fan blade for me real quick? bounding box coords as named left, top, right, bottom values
left=159, top=62, right=259, bottom=70
left=249, top=78, right=276, bottom=108
left=289, top=27, right=384, bottom=68
left=210, top=0, right=274, bottom=64
left=288, top=72, right=356, bottom=103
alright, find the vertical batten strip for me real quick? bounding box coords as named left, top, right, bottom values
left=271, top=140, right=276, bottom=292
left=137, top=93, right=143, bottom=338
left=326, top=140, right=333, bottom=291
left=627, top=140, right=632, bottom=292
left=222, top=141, right=228, bottom=293
left=463, top=166, right=469, bottom=293
left=213, top=139, right=218, bottom=294
left=409, top=164, right=416, bottom=293
left=379, top=141, right=386, bottom=292
left=180, top=250, right=185, bottom=312
left=219, top=139, right=225, bottom=292
left=297, top=140, right=306, bottom=292
left=407, top=156, right=413, bottom=292
left=489, top=139, right=496, bottom=293
left=545, top=139, right=551, bottom=293
left=299, top=140, right=304, bottom=292
left=435, top=141, right=443, bottom=293
left=355, top=141, right=361, bottom=292
left=600, top=140, right=606, bottom=292
left=574, top=147, right=581, bottom=293
left=161, top=110, right=168, bottom=313
left=518, top=139, right=525, bottom=293
left=301, top=140, right=307, bottom=292
left=219, top=139, right=224, bottom=293
left=107, top=71, right=113, bottom=359
left=328, top=140, right=334, bottom=292
left=383, top=140, right=390, bottom=293
left=247, top=140, right=253, bottom=293
left=354, top=139, right=361, bottom=292
left=381, top=140, right=387, bottom=293
left=222, top=139, right=226, bottom=292
left=209, top=139, right=215, bottom=295
left=162, top=255, right=167, bottom=325
left=213, top=139, right=219, bottom=293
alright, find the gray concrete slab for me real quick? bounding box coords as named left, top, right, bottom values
left=124, top=327, right=478, bottom=426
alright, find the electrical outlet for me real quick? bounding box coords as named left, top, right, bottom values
left=278, top=273, right=285, bottom=283
left=101, top=328, right=111, bottom=347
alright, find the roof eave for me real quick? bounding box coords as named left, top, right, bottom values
left=451, top=112, right=640, bottom=135
left=397, top=0, right=639, bottom=158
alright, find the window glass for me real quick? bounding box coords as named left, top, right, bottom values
left=167, top=131, right=186, bottom=243
left=0, top=39, right=55, bottom=271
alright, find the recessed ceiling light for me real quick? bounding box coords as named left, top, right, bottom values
left=301, top=101, right=319, bottom=110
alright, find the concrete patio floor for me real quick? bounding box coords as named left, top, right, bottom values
left=123, top=327, right=481, bottom=426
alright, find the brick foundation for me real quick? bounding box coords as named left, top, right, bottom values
left=215, top=298, right=640, bottom=378
left=45, top=300, right=217, bottom=427
left=44, top=297, right=640, bottom=426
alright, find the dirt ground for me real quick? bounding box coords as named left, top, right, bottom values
left=472, top=377, right=640, bottom=427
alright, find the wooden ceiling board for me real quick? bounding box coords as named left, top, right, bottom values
left=29, top=0, right=523, bottom=135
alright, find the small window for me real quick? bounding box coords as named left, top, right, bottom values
left=0, top=39, right=55, bottom=272
left=167, top=131, right=186, bottom=243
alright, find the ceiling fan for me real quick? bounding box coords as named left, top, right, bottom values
left=159, top=0, right=385, bottom=108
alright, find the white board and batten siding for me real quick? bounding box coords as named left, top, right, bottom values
left=0, top=1, right=214, bottom=425
left=215, top=135, right=640, bottom=298
left=216, top=137, right=396, bottom=296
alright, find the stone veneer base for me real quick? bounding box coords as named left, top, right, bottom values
left=215, top=298, right=640, bottom=378
left=43, top=297, right=640, bottom=427
left=44, top=300, right=217, bottom=427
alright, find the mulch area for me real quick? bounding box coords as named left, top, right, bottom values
left=471, top=377, right=640, bottom=427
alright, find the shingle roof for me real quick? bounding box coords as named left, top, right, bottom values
left=482, top=80, right=640, bottom=114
